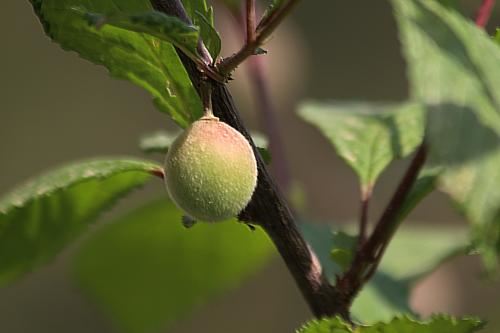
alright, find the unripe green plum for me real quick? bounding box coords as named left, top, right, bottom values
left=164, top=116, right=258, bottom=222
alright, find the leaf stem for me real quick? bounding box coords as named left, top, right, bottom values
left=475, top=0, right=496, bottom=28
left=150, top=167, right=166, bottom=179
left=357, top=186, right=373, bottom=246
left=217, top=0, right=302, bottom=76
left=339, top=144, right=428, bottom=299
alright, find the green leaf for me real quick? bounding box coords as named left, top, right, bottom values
left=298, top=101, right=424, bottom=191
left=297, top=315, right=485, bottom=333
left=73, top=199, right=274, bottom=333
left=180, top=0, right=221, bottom=59
left=29, top=0, right=202, bottom=128
left=261, top=0, right=286, bottom=24
left=495, top=28, right=500, bottom=45
left=392, top=0, right=500, bottom=271
left=195, top=10, right=221, bottom=59
left=86, top=11, right=200, bottom=61
left=0, top=158, right=160, bottom=287
left=301, top=223, right=469, bottom=323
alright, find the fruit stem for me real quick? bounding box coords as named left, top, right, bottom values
left=200, top=76, right=216, bottom=119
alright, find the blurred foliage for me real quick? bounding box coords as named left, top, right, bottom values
left=73, top=199, right=274, bottom=333
left=301, top=222, right=470, bottom=323
left=393, top=0, right=500, bottom=272
left=297, top=315, right=484, bottom=333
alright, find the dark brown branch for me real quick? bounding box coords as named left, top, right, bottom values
left=217, top=0, right=302, bottom=76
left=151, top=0, right=346, bottom=319
left=338, top=144, right=428, bottom=300
left=475, top=0, right=496, bottom=28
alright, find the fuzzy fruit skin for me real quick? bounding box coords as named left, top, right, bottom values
left=164, top=117, right=258, bottom=222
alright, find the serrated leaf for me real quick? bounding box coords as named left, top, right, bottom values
left=86, top=11, right=200, bottom=61
left=301, top=223, right=469, bottom=323
left=0, top=158, right=160, bottom=287
left=29, top=0, right=202, bottom=128
left=298, top=102, right=424, bottom=191
left=297, top=315, right=485, bottom=333
left=392, top=0, right=500, bottom=271
left=73, top=199, right=273, bottom=333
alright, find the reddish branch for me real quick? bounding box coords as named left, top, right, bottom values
left=338, top=144, right=428, bottom=299
left=475, top=0, right=496, bottom=28
left=217, top=0, right=302, bottom=76
left=357, top=187, right=372, bottom=246
left=227, top=2, right=292, bottom=192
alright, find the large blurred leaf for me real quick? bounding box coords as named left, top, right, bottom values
left=298, top=102, right=424, bottom=192
left=0, top=158, right=160, bottom=287
left=297, top=315, right=484, bottom=333
left=29, top=0, right=202, bottom=127
left=392, top=0, right=500, bottom=270
left=73, top=199, right=274, bottom=333
left=301, top=223, right=469, bottom=323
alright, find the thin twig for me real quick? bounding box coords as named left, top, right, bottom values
left=246, top=0, right=256, bottom=43
left=227, top=4, right=292, bottom=192
left=247, top=57, right=291, bottom=192
left=217, top=0, right=302, bottom=76
left=475, top=0, right=496, bottom=28
left=339, top=144, right=428, bottom=299
left=150, top=0, right=346, bottom=319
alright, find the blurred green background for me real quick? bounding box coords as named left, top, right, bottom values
left=1, top=0, right=500, bottom=332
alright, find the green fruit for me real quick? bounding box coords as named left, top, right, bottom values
left=164, top=116, right=258, bottom=222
